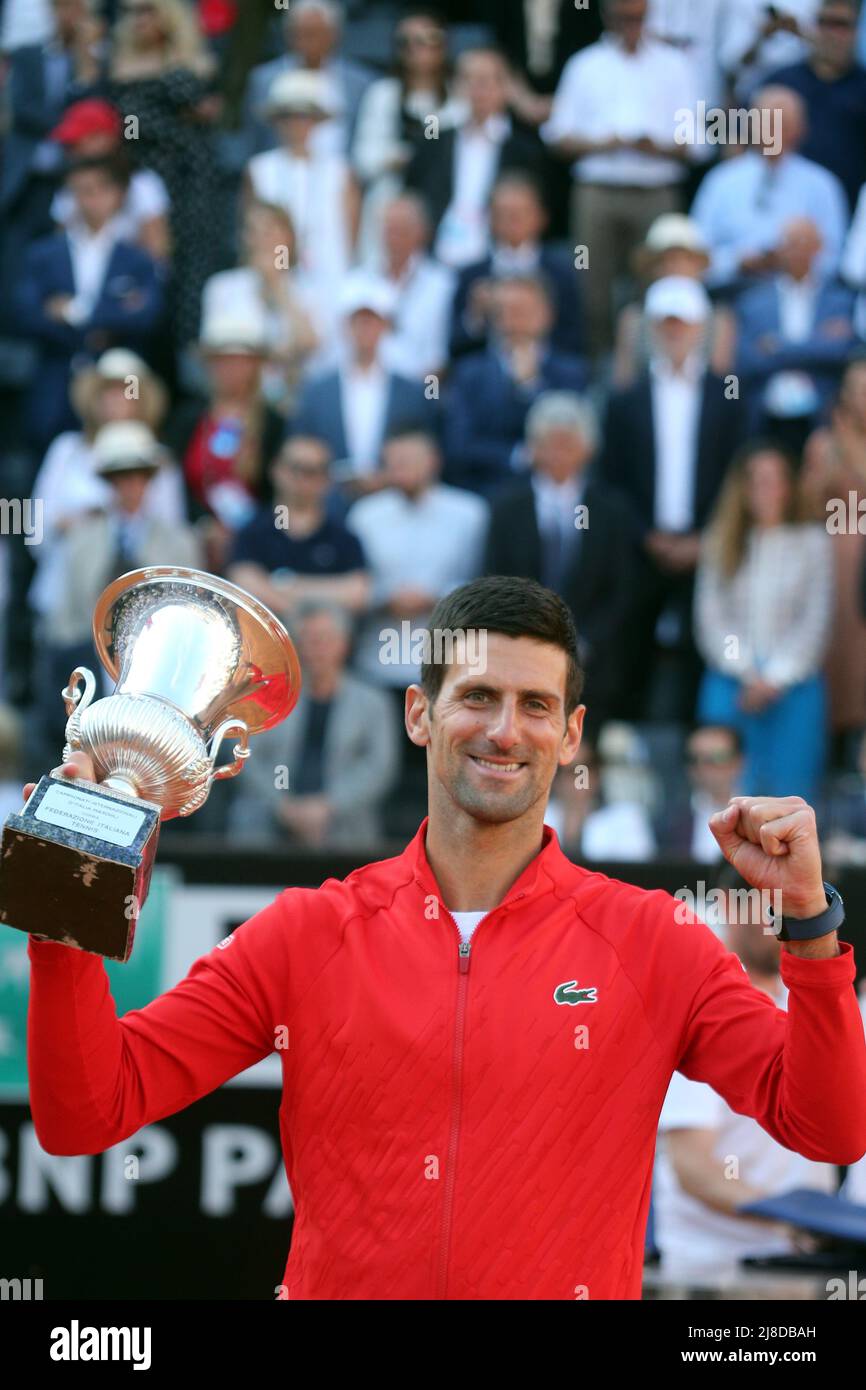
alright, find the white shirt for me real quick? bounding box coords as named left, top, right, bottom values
left=434, top=113, right=511, bottom=268
left=689, top=790, right=724, bottom=862
left=776, top=274, right=819, bottom=343
left=377, top=253, right=456, bottom=379
left=346, top=483, right=489, bottom=686
left=654, top=979, right=837, bottom=1275
left=541, top=33, right=695, bottom=185
left=451, top=909, right=488, bottom=946
left=841, top=182, right=866, bottom=336
left=63, top=216, right=124, bottom=325
left=581, top=801, right=657, bottom=861
left=650, top=353, right=703, bottom=531
left=339, top=362, right=389, bottom=474
left=0, top=0, right=52, bottom=49
left=247, top=147, right=351, bottom=294
left=691, top=150, right=850, bottom=288
left=52, top=169, right=169, bottom=242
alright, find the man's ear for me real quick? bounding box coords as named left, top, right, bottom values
left=559, top=704, right=586, bottom=767
left=405, top=683, right=431, bottom=748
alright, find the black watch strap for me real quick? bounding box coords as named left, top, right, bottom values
left=768, top=882, right=845, bottom=942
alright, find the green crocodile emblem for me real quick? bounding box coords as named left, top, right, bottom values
left=553, top=980, right=598, bottom=1006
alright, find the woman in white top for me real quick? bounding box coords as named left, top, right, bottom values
left=245, top=69, right=359, bottom=340
left=694, top=440, right=834, bottom=801
left=202, top=200, right=323, bottom=415
left=352, top=8, right=463, bottom=263
left=29, top=350, right=185, bottom=621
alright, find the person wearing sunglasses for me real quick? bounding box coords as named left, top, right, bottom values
left=766, top=0, right=866, bottom=212
left=657, top=725, right=745, bottom=860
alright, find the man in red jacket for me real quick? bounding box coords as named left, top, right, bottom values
left=24, top=575, right=866, bottom=1299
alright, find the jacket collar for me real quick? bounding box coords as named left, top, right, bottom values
left=407, top=814, right=567, bottom=913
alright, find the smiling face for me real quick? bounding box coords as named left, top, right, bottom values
left=407, top=633, right=584, bottom=826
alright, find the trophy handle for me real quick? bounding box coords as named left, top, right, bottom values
left=62, top=667, right=97, bottom=719
left=209, top=719, right=251, bottom=781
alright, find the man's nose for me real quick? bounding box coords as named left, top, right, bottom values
left=486, top=700, right=522, bottom=745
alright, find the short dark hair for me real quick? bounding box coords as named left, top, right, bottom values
left=419, top=575, right=584, bottom=718
left=687, top=722, right=744, bottom=757
left=66, top=152, right=132, bottom=192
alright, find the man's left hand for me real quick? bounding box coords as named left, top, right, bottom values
left=709, top=796, right=827, bottom=920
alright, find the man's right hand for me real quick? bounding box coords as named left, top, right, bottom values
left=23, top=751, right=98, bottom=802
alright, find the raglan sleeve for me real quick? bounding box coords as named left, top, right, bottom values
left=670, top=902, right=866, bottom=1166
left=26, top=892, right=292, bottom=1156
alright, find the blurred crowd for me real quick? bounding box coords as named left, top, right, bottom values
left=3, top=0, right=866, bottom=858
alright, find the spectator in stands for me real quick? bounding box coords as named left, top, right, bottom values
left=291, top=272, right=435, bottom=506
left=483, top=392, right=634, bottom=733
left=108, top=0, right=222, bottom=347
left=372, top=194, right=456, bottom=380
left=227, top=600, right=400, bottom=850
left=49, top=97, right=171, bottom=261
left=734, top=216, right=857, bottom=427
left=405, top=45, right=542, bottom=269
left=479, top=0, right=605, bottom=117
left=821, top=724, right=866, bottom=861
left=694, top=440, right=833, bottom=801
left=0, top=0, right=105, bottom=269
left=691, top=85, right=850, bottom=295
left=613, top=214, right=735, bottom=388
left=541, top=0, right=697, bottom=355
left=0, top=705, right=26, bottom=825
left=345, top=428, right=488, bottom=713
left=352, top=7, right=462, bottom=261
left=443, top=273, right=588, bottom=497
left=544, top=723, right=658, bottom=859
left=719, top=0, right=821, bottom=98
left=29, top=348, right=184, bottom=623
left=40, top=420, right=200, bottom=748
left=767, top=0, right=866, bottom=211
left=449, top=171, right=584, bottom=361
left=245, top=0, right=373, bottom=158
left=166, top=308, right=284, bottom=571
left=245, top=69, right=359, bottom=322
left=801, top=357, right=866, bottom=751
left=840, top=173, right=866, bottom=336
left=202, top=200, right=322, bottom=416
left=15, top=154, right=165, bottom=452
left=656, top=724, right=745, bottom=861
left=654, top=862, right=837, bottom=1282
left=601, top=276, right=744, bottom=722
left=226, top=435, right=370, bottom=622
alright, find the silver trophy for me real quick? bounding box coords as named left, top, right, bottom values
left=0, top=567, right=302, bottom=961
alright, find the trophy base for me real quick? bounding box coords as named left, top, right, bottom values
left=0, top=774, right=161, bottom=962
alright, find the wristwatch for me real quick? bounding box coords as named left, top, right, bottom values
left=767, top=881, right=845, bottom=942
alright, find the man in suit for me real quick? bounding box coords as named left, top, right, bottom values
left=484, top=391, right=634, bottom=734
left=449, top=171, right=584, bottom=360
left=443, top=273, right=588, bottom=498
left=16, top=154, right=165, bottom=452
left=404, top=46, right=544, bottom=268
left=735, top=216, right=858, bottom=427
left=601, top=275, right=745, bottom=721
left=243, top=0, right=374, bottom=157
left=227, top=600, right=401, bottom=849
left=290, top=272, right=437, bottom=511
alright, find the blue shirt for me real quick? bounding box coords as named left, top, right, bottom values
left=767, top=61, right=866, bottom=211
left=690, top=150, right=850, bottom=288
left=229, top=509, right=367, bottom=576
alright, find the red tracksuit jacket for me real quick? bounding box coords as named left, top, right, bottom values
left=27, top=817, right=866, bottom=1300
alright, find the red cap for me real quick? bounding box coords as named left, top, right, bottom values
left=50, top=99, right=123, bottom=146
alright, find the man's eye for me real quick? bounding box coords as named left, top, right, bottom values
left=466, top=690, right=488, bottom=701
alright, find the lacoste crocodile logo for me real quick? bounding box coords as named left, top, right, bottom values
left=553, top=980, right=598, bottom=1006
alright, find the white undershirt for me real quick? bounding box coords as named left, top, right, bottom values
left=451, top=910, right=488, bottom=945
left=650, top=352, right=702, bottom=531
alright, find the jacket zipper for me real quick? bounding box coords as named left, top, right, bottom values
left=434, top=893, right=525, bottom=1299
left=436, top=917, right=474, bottom=1300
